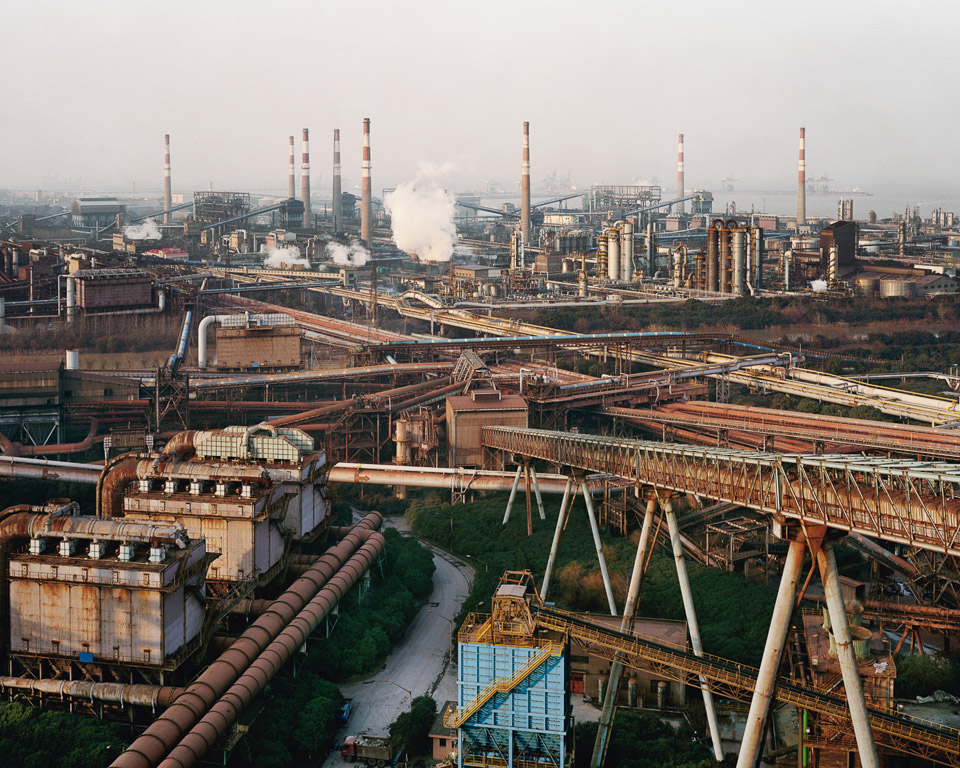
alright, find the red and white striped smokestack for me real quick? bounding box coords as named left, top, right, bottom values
left=520, top=121, right=531, bottom=244
left=332, top=128, right=342, bottom=233
left=301, top=128, right=311, bottom=227
left=163, top=134, right=172, bottom=224
left=676, top=133, right=685, bottom=214
left=288, top=135, right=296, bottom=199
left=797, top=127, right=806, bottom=228
left=361, top=118, right=372, bottom=245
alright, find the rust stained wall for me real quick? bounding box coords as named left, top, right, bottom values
left=77, top=276, right=152, bottom=309
left=215, top=326, right=301, bottom=370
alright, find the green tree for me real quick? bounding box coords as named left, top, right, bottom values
left=388, top=695, right=437, bottom=756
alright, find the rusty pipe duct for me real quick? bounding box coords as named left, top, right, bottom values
left=110, top=512, right=383, bottom=768
left=0, top=505, right=188, bottom=548
left=0, top=455, right=102, bottom=484
left=0, top=418, right=100, bottom=458
left=0, top=677, right=184, bottom=709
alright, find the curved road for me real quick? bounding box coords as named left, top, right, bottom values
left=322, top=513, right=473, bottom=766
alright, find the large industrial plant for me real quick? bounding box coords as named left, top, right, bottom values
left=3, top=4, right=960, bottom=768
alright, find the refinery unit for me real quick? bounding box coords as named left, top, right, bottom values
left=2, top=119, right=960, bottom=768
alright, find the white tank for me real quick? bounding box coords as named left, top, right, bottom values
left=65, top=349, right=79, bottom=370
left=607, top=227, right=621, bottom=282
left=621, top=220, right=634, bottom=282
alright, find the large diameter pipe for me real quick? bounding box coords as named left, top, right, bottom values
left=736, top=537, right=806, bottom=768
left=156, top=531, right=386, bottom=768
left=301, top=128, right=311, bottom=226
left=0, top=455, right=102, bottom=484
left=110, top=512, right=382, bottom=768
left=0, top=508, right=187, bottom=549
left=331, top=463, right=582, bottom=495
left=818, top=541, right=879, bottom=768
left=361, top=118, right=372, bottom=245
left=665, top=500, right=724, bottom=761
left=0, top=677, right=184, bottom=709
left=197, top=314, right=234, bottom=369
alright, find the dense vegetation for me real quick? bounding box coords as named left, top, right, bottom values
left=388, top=695, right=438, bottom=758
left=407, top=491, right=778, bottom=667
left=574, top=711, right=718, bottom=768
left=894, top=653, right=960, bottom=699
left=0, top=702, right=129, bottom=768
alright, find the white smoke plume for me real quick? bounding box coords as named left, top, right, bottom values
left=123, top=218, right=161, bottom=240
left=264, top=245, right=310, bottom=268
left=326, top=241, right=370, bottom=267
left=385, top=164, right=457, bottom=262
left=810, top=279, right=828, bottom=292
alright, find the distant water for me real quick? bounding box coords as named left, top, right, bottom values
left=711, top=189, right=960, bottom=221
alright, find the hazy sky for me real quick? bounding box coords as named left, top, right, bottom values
left=4, top=0, right=959, bottom=197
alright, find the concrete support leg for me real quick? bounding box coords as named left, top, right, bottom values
left=541, top=476, right=573, bottom=601
left=818, top=541, right=879, bottom=768
left=524, top=464, right=533, bottom=536
left=580, top=479, right=617, bottom=616
left=665, top=499, right=724, bottom=762
left=590, top=498, right=657, bottom=768
left=502, top=465, right=523, bottom=525
left=736, top=537, right=806, bottom=768
left=530, top=467, right=546, bottom=520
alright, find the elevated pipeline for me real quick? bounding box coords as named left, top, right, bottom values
left=0, top=677, right=184, bottom=709
left=111, top=512, right=383, bottom=768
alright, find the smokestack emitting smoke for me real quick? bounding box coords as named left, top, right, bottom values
left=361, top=118, right=372, bottom=245
left=520, top=121, right=530, bottom=244
left=676, top=133, right=685, bottom=214
left=326, top=241, right=370, bottom=266
left=332, top=129, right=342, bottom=233
left=288, top=135, right=296, bottom=200
left=797, top=127, right=806, bottom=228
left=163, top=135, right=172, bottom=224
left=385, top=164, right=458, bottom=263
left=301, top=128, right=311, bottom=227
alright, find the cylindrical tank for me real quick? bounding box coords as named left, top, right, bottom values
left=561, top=258, right=572, bottom=274
left=596, top=235, right=608, bottom=281
left=66, top=275, right=76, bottom=322
left=751, top=227, right=764, bottom=290
left=65, top=349, right=79, bottom=370
left=657, top=681, right=667, bottom=710
left=851, top=625, right=873, bottom=661
left=621, top=220, right=634, bottom=282
left=880, top=278, right=916, bottom=298
left=627, top=676, right=637, bottom=708
left=607, top=227, right=621, bottom=282
left=828, top=245, right=839, bottom=283
left=645, top=223, right=655, bottom=276
left=856, top=276, right=880, bottom=295
left=706, top=224, right=719, bottom=292
left=718, top=224, right=731, bottom=293
left=732, top=227, right=746, bottom=295
left=577, top=270, right=588, bottom=299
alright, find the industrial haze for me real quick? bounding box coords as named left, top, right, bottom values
left=2, top=0, right=959, bottom=196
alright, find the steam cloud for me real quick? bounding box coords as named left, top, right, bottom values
left=123, top=218, right=161, bottom=240
left=385, top=166, right=457, bottom=262
left=810, top=279, right=828, bottom=292
left=264, top=245, right=310, bottom=268
left=326, top=241, right=370, bottom=266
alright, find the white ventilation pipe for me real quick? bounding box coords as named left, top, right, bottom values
left=198, top=314, right=234, bottom=369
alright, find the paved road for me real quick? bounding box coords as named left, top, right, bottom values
left=322, top=513, right=473, bottom=766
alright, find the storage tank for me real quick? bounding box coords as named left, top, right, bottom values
left=879, top=278, right=916, bottom=298
left=621, top=220, right=634, bottom=282
left=856, top=276, right=880, bottom=295
left=607, top=227, right=621, bottom=282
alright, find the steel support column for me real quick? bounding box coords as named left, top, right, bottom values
left=530, top=467, right=546, bottom=520
left=736, top=536, right=806, bottom=768
left=541, top=476, right=573, bottom=600
left=580, top=478, right=617, bottom=615
left=666, top=499, right=724, bottom=761
left=818, top=541, right=879, bottom=768
left=502, top=465, right=523, bottom=525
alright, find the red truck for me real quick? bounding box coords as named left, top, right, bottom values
left=340, top=734, right=394, bottom=766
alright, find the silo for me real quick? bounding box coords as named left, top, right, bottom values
left=621, top=220, right=634, bottom=282
left=607, top=226, right=621, bottom=282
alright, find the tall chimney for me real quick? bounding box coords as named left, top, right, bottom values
left=301, top=128, right=311, bottom=227
left=163, top=134, right=172, bottom=224
left=288, top=135, right=296, bottom=199
left=520, top=121, right=531, bottom=244
left=332, top=128, right=342, bottom=233
left=676, top=133, right=685, bottom=214
left=361, top=118, right=372, bottom=246
left=797, top=127, right=806, bottom=229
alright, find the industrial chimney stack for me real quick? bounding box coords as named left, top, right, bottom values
left=301, top=128, right=311, bottom=227
left=288, top=135, right=296, bottom=200
left=676, top=133, right=685, bottom=214
left=797, top=127, right=806, bottom=229
left=361, top=118, right=372, bottom=246
left=163, top=134, right=172, bottom=224
left=332, top=129, right=342, bottom=233
left=521, top=121, right=531, bottom=245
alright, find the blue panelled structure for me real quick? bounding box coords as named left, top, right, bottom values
left=449, top=572, right=572, bottom=768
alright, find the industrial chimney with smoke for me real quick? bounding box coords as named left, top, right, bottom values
left=676, top=133, right=685, bottom=214
left=288, top=135, right=296, bottom=200
left=163, top=134, right=172, bottom=224
left=361, top=118, right=372, bottom=246
left=332, top=128, right=342, bottom=233
left=521, top=121, right=531, bottom=245
left=301, top=128, right=311, bottom=227
left=797, top=127, right=806, bottom=229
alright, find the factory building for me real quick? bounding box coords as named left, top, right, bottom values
left=213, top=314, right=302, bottom=370
left=446, top=389, right=528, bottom=469
left=70, top=198, right=126, bottom=230
left=819, top=220, right=858, bottom=279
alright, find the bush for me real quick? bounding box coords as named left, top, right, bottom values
left=895, top=653, right=960, bottom=699
left=388, top=695, right=437, bottom=756
left=0, top=702, right=128, bottom=768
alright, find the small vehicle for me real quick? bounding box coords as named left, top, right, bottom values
left=340, top=734, right=393, bottom=766
left=338, top=698, right=352, bottom=723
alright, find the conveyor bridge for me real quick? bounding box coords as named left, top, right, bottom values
left=533, top=605, right=960, bottom=765
left=481, top=427, right=960, bottom=556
